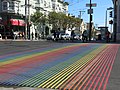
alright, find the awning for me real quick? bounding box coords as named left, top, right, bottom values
left=10, top=19, right=25, bottom=26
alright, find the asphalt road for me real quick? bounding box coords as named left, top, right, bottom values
left=0, top=41, right=120, bottom=90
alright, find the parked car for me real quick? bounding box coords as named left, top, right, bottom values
left=46, top=34, right=54, bottom=40
left=74, top=34, right=81, bottom=40
left=60, top=33, right=71, bottom=40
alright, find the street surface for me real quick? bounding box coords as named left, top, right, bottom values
left=0, top=41, right=120, bottom=90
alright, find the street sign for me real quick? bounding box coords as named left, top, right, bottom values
left=88, top=9, right=93, bottom=14
left=86, top=3, right=97, bottom=7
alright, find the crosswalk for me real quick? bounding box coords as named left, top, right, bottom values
left=0, top=43, right=119, bottom=90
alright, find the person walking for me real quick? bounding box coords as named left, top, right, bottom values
left=82, top=30, right=88, bottom=42
left=106, top=30, right=110, bottom=43
left=71, top=30, right=75, bottom=42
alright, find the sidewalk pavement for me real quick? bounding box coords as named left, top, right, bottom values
left=0, top=39, right=47, bottom=42
left=106, top=47, right=120, bottom=90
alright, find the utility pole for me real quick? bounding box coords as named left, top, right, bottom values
left=86, top=1, right=96, bottom=41
left=17, top=1, right=20, bottom=33
left=89, top=0, right=92, bottom=41
left=24, top=0, right=31, bottom=40
left=79, top=11, right=85, bottom=19
left=27, top=0, right=31, bottom=40
left=25, top=0, right=28, bottom=39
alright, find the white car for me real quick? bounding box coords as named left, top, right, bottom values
left=46, top=34, right=54, bottom=40
left=61, top=33, right=71, bottom=40
left=74, top=34, right=81, bottom=40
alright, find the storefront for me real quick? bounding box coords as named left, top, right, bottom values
left=10, top=18, right=25, bottom=39
left=0, top=13, right=26, bottom=39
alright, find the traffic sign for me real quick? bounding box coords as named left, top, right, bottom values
left=86, top=3, right=97, bottom=7
left=88, top=9, right=93, bottom=14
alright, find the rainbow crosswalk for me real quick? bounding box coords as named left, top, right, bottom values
left=0, top=43, right=119, bottom=90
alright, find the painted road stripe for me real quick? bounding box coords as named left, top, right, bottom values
left=73, top=45, right=113, bottom=90
left=99, top=45, right=119, bottom=90
left=70, top=45, right=119, bottom=90
left=1, top=43, right=118, bottom=90
left=18, top=44, right=100, bottom=87
left=37, top=45, right=107, bottom=88
left=60, top=45, right=108, bottom=89
left=0, top=44, right=85, bottom=66
left=0, top=44, right=82, bottom=74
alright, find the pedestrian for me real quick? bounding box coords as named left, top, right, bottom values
left=31, top=32, right=34, bottom=40
left=71, top=30, right=75, bottom=41
left=82, top=30, right=88, bottom=42
left=106, top=30, right=110, bottom=43
left=35, top=33, right=37, bottom=40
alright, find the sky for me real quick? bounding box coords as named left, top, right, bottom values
left=64, top=0, right=113, bottom=29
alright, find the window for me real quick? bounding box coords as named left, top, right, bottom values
left=51, top=0, right=56, bottom=2
left=44, top=1, right=46, bottom=6
left=2, top=1, right=8, bottom=11
left=9, top=1, right=15, bottom=10
left=52, top=4, right=55, bottom=9
left=49, top=2, right=51, bottom=8
left=40, top=0, right=43, bottom=4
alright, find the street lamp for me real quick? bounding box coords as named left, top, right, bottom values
left=105, top=7, right=113, bottom=27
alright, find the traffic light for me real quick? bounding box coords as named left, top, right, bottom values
left=109, top=11, right=112, bottom=17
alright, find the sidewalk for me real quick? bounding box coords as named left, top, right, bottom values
left=106, top=47, right=120, bottom=90
left=0, top=39, right=47, bottom=42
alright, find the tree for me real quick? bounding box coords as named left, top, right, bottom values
left=48, top=12, right=59, bottom=30
left=30, top=11, right=43, bottom=25
left=48, top=11, right=81, bottom=32
left=30, top=11, right=48, bottom=38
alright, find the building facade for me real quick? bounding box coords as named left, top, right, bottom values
left=0, top=0, right=68, bottom=39
left=112, top=0, right=120, bottom=41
